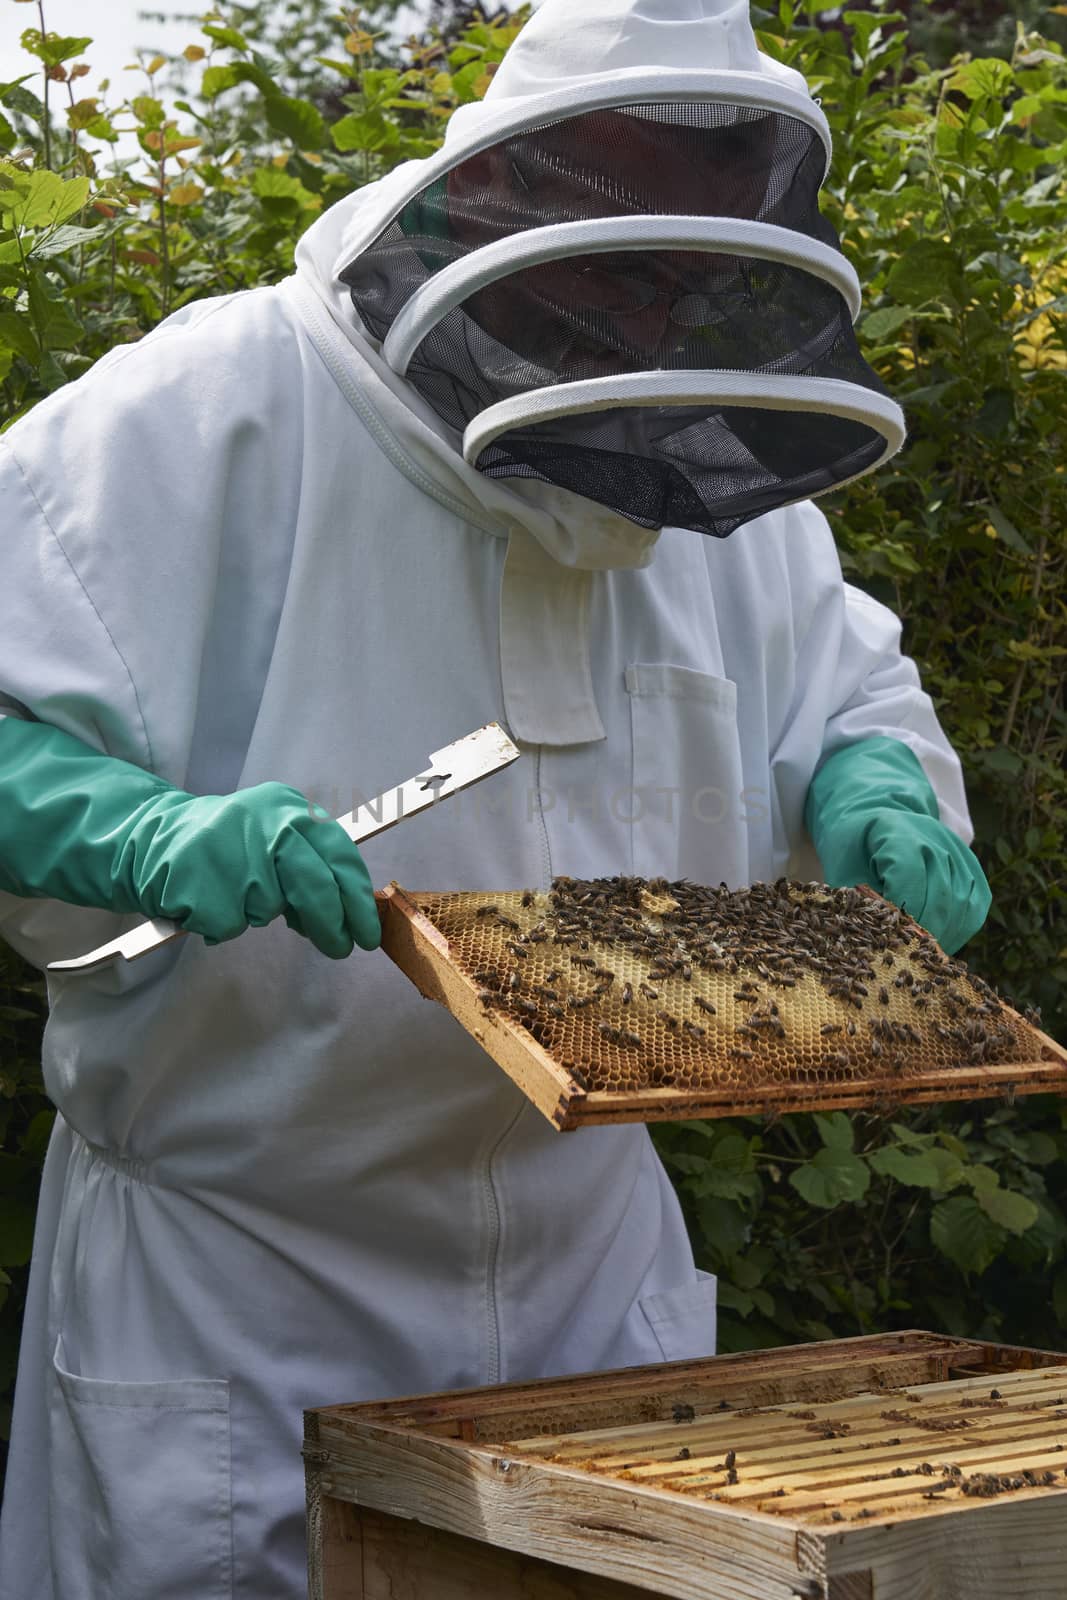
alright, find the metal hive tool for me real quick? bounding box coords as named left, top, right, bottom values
left=377, top=876, right=1067, bottom=1129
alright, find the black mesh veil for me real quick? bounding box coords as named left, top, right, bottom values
left=341, top=101, right=894, bottom=536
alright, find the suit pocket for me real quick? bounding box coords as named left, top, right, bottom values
left=638, top=1272, right=718, bottom=1363
left=49, top=1336, right=232, bottom=1600
left=626, top=662, right=749, bottom=886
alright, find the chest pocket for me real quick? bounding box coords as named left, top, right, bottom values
left=626, top=663, right=749, bottom=888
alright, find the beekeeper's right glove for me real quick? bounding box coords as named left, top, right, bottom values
left=0, top=717, right=380, bottom=957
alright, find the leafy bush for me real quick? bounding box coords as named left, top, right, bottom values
left=0, top=0, right=1065, bottom=1437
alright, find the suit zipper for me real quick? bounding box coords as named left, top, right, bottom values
left=533, top=744, right=553, bottom=891
left=481, top=1100, right=525, bottom=1387
left=482, top=746, right=551, bottom=1387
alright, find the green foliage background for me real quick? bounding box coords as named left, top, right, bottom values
left=0, top=0, right=1065, bottom=1444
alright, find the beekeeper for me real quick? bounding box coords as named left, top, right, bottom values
left=0, top=1, right=990, bottom=1595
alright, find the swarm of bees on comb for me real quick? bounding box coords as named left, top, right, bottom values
left=402, top=876, right=1058, bottom=1105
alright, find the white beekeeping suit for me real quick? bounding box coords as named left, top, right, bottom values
left=0, top=2, right=971, bottom=1596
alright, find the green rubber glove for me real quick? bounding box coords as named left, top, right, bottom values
left=0, top=717, right=380, bottom=958
left=804, top=735, right=990, bottom=954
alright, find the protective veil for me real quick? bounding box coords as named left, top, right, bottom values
left=339, top=0, right=904, bottom=539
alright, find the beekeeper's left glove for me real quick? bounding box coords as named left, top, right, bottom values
left=804, top=735, right=991, bottom=954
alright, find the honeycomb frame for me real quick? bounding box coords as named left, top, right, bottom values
left=377, top=878, right=1067, bottom=1130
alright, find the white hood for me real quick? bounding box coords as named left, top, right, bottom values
left=292, top=0, right=900, bottom=745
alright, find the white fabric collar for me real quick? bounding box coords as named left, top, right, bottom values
left=286, top=266, right=658, bottom=747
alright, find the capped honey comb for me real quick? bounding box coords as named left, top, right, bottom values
left=377, top=876, right=1067, bottom=1129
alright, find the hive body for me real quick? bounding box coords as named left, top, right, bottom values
left=378, top=877, right=1067, bottom=1128
left=305, top=1332, right=1067, bottom=1600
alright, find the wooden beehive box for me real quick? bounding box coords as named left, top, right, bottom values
left=305, top=1331, right=1067, bottom=1600
left=376, top=881, right=1067, bottom=1129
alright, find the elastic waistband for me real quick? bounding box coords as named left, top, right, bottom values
left=75, top=1128, right=152, bottom=1187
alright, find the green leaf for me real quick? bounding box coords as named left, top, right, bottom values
left=790, top=1147, right=871, bottom=1208
left=948, top=58, right=1016, bottom=102
left=861, top=304, right=915, bottom=340
left=19, top=30, right=93, bottom=70
left=890, top=1123, right=933, bottom=1150
left=969, top=252, right=1032, bottom=289
left=981, top=746, right=1023, bottom=776
left=31, top=221, right=108, bottom=260
left=975, top=1185, right=1039, bottom=1236
left=250, top=167, right=317, bottom=217
left=697, top=1136, right=760, bottom=1201
left=200, top=64, right=240, bottom=99
left=868, top=1146, right=944, bottom=1188
left=1025, top=1133, right=1059, bottom=1168
left=314, top=56, right=358, bottom=81
left=885, top=239, right=962, bottom=308
left=985, top=506, right=1034, bottom=557
left=930, top=1195, right=1004, bottom=1275
left=37, top=348, right=67, bottom=392
left=925, top=1147, right=967, bottom=1192
left=899, top=378, right=958, bottom=407
left=731, top=1252, right=767, bottom=1290
left=201, top=24, right=249, bottom=51
left=51, top=176, right=89, bottom=228
left=717, top=1281, right=755, bottom=1317
left=0, top=84, right=44, bottom=126
left=0, top=312, right=39, bottom=364
left=814, top=1111, right=854, bottom=1151
left=331, top=111, right=399, bottom=154
left=230, top=60, right=277, bottom=98
left=37, top=295, right=82, bottom=351
left=132, top=96, right=166, bottom=131
left=974, top=389, right=1016, bottom=440
left=0, top=169, right=63, bottom=229
left=695, top=1196, right=749, bottom=1260
left=965, top=1163, right=1000, bottom=1195
left=264, top=94, right=325, bottom=150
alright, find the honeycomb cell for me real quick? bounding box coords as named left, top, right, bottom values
left=408, top=877, right=1050, bottom=1097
